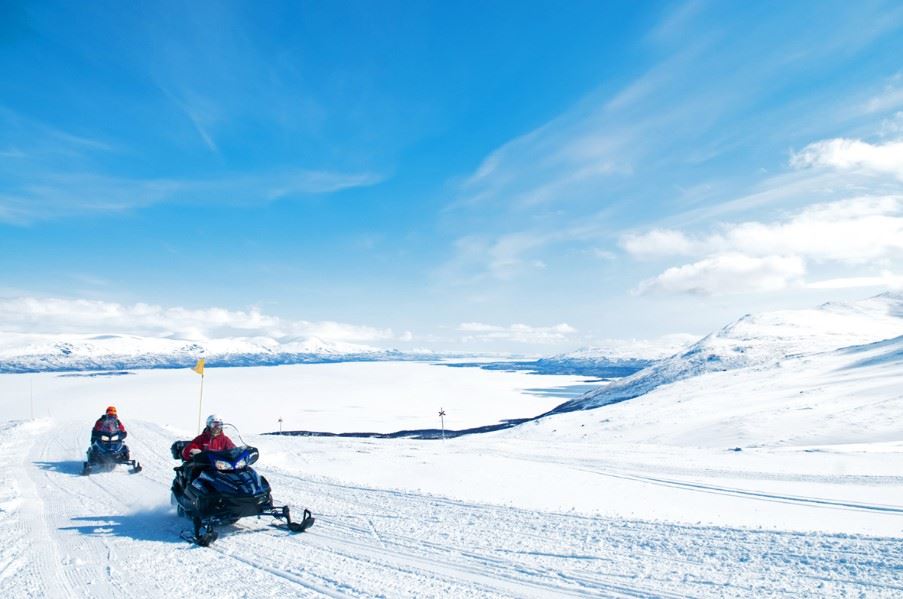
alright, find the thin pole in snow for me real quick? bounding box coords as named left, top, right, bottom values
left=439, top=408, right=446, bottom=440
left=278, top=417, right=283, bottom=434
left=196, top=373, right=205, bottom=434
left=192, top=357, right=206, bottom=434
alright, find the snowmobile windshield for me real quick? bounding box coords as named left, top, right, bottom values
left=200, top=446, right=259, bottom=472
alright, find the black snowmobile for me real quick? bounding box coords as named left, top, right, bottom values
left=170, top=440, right=314, bottom=546
left=82, top=431, right=142, bottom=475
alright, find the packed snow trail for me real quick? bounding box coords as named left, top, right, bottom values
left=1, top=419, right=902, bottom=598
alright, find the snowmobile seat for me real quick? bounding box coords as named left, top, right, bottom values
left=171, top=440, right=189, bottom=460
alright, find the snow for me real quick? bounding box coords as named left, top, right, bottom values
left=0, top=293, right=902, bottom=597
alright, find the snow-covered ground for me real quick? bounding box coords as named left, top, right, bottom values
left=1, top=294, right=902, bottom=597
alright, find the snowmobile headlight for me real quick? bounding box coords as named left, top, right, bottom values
left=109, top=435, right=119, bottom=441
left=234, top=458, right=247, bottom=469
left=214, top=460, right=233, bottom=471
left=101, top=435, right=111, bottom=441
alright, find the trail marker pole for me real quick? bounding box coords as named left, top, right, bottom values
left=196, top=373, right=205, bottom=433
left=192, top=358, right=206, bottom=433
left=278, top=417, right=283, bottom=434
left=439, top=408, right=446, bottom=440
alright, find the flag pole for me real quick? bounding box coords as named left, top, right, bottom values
left=196, top=371, right=205, bottom=433
left=192, top=357, right=206, bottom=433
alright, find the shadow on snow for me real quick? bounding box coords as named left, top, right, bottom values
left=60, top=511, right=186, bottom=544
left=33, top=460, right=86, bottom=476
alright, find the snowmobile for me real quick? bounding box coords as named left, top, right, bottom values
left=170, top=440, right=315, bottom=546
left=82, top=432, right=142, bottom=475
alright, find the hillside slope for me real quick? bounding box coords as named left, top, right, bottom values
left=551, top=292, right=903, bottom=414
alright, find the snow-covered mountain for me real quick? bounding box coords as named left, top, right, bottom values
left=0, top=332, right=422, bottom=372
left=550, top=292, right=903, bottom=414
left=517, top=329, right=903, bottom=448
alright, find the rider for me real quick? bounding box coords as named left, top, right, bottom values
left=92, top=405, right=127, bottom=442
left=182, top=414, right=235, bottom=460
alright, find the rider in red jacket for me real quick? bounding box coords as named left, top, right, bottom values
left=92, top=406, right=127, bottom=441
left=182, top=414, right=235, bottom=460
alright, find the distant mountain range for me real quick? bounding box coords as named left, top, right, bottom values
left=0, top=325, right=702, bottom=375
left=0, top=332, right=432, bottom=373
left=3, top=294, right=901, bottom=384
left=533, top=334, right=700, bottom=376
left=442, top=334, right=699, bottom=378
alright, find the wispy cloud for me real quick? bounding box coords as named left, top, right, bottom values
left=862, top=72, right=903, bottom=114
left=0, top=296, right=397, bottom=343
left=457, top=322, right=576, bottom=344
left=879, top=112, right=903, bottom=137
left=0, top=105, right=117, bottom=159
left=157, top=86, right=221, bottom=153
left=0, top=168, right=383, bottom=225
left=436, top=220, right=610, bottom=286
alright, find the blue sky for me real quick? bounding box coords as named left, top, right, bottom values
left=1, top=0, right=902, bottom=352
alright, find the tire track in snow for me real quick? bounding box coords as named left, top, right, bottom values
left=483, top=448, right=903, bottom=515
left=264, top=462, right=903, bottom=597
left=261, top=471, right=691, bottom=598
left=6, top=421, right=80, bottom=598
left=28, top=421, right=168, bottom=599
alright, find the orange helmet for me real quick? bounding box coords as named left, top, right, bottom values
left=106, top=406, right=117, bottom=416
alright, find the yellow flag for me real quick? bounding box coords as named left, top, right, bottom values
left=192, top=358, right=205, bottom=376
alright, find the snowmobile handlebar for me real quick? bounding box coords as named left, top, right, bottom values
left=185, top=446, right=260, bottom=470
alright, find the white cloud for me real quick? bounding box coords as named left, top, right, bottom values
left=790, top=138, right=903, bottom=181
left=620, top=229, right=696, bottom=259
left=626, top=195, right=903, bottom=296
left=807, top=271, right=903, bottom=290
left=623, top=196, right=903, bottom=264
left=636, top=254, right=806, bottom=295
left=0, top=297, right=393, bottom=343
left=457, top=322, right=577, bottom=344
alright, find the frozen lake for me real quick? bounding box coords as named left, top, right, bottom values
left=0, top=361, right=594, bottom=435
